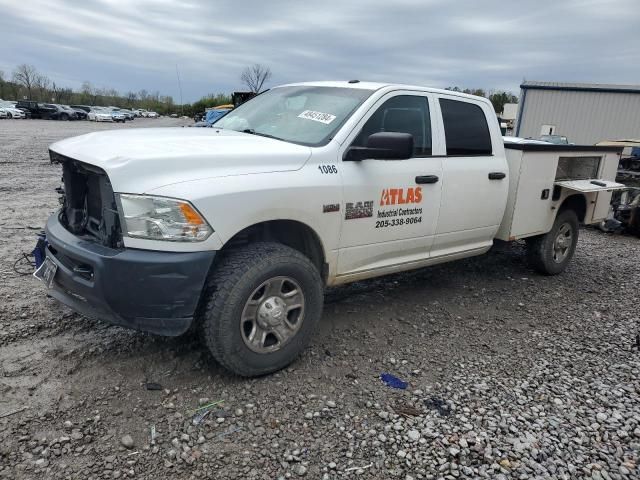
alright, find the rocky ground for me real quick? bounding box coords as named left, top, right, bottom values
left=0, top=118, right=639, bottom=480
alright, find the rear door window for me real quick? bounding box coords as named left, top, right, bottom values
left=439, top=98, right=492, bottom=156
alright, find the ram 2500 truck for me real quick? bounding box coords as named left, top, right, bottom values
left=36, top=81, right=624, bottom=376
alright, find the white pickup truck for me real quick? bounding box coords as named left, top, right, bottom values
left=37, top=81, right=624, bottom=376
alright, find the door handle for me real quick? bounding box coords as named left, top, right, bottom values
left=415, top=175, right=439, bottom=184
left=488, top=172, right=506, bottom=180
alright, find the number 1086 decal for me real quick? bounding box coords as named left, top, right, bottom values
left=318, top=164, right=338, bottom=174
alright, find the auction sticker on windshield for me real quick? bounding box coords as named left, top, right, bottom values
left=298, top=110, right=336, bottom=124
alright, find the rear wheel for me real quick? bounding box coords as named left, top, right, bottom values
left=200, top=242, right=323, bottom=377
left=526, top=209, right=579, bottom=275
left=60, top=113, right=69, bottom=121
left=7, top=112, right=12, bottom=119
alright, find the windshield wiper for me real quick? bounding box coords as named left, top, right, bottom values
left=241, top=129, right=282, bottom=141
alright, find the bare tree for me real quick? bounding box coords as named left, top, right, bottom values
left=51, top=82, right=62, bottom=102
left=126, top=91, right=137, bottom=107
left=33, top=73, right=51, bottom=101
left=12, top=64, right=39, bottom=99
left=240, top=64, right=272, bottom=93
left=58, top=88, right=73, bottom=104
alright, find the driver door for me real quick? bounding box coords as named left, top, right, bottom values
left=336, top=92, right=443, bottom=278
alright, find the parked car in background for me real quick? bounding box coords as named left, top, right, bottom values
left=109, top=109, right=126, bottom=123
left=539, top=134, right=570, bottom=145
left=147, top=111, right=159, bottom=118
left=204, top=108, right=231, bottom=125
left=43, top=104, right=77, bottom=120
left=116, top=109, right=135, bottom=121
left=87, top=107, right=114, bottom=122
left=15, top=100, right=57, bottom=119
left=67, top=106, right=88, bottom=120
left=0, top=101, right=27, bottom=119
left=70, top=105, right=92, bottom=113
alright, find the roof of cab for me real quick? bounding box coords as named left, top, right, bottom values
left=276, top=80, right=487, bottom=101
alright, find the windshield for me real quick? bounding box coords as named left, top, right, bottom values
left=213, top=86, right=373, bottom=146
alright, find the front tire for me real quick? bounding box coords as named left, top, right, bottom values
left=200, top=242, right=323, bottom=377
left=526, top=209, right=579, bottom=275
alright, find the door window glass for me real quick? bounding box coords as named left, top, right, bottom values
left=353, top=95, right=431, bottom=156
left=439, top=98, right=492, bottom=155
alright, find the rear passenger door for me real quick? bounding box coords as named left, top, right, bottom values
left=430, top=95, right=509, bottom=257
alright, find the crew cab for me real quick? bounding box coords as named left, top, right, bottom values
left=36, top=81, right=624, bottom=376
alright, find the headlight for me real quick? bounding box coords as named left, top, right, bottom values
left=117, top=194, right=212, bottom=242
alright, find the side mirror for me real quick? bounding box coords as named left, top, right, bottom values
left=344, top=132, right=414, bottom=161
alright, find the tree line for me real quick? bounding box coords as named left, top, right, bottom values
left=446, top=87, right=518, bottom=114
left=0, top=64, right=232, bottom=116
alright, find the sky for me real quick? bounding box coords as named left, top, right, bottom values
left=1, top=0, right=639, bottom=103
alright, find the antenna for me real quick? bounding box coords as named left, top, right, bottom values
left=176, top=64, right=184, bottom=117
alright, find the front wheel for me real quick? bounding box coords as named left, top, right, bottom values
left=200, top=242, right=323, bottom=377
left=526, top=209, right=579, bottom=275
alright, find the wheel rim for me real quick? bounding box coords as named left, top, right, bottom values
left=240, top=276, right=305, bottom=354
left=552, top=222, right=573, bottom=263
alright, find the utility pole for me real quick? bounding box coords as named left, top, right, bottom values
left=176, top=64, right=184, bottom=117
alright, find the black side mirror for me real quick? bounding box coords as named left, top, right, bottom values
left=344, top=132, right=414, bottom=161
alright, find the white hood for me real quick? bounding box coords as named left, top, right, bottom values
left=49, top=127, right=312, bottom=193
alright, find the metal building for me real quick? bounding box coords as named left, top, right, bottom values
left=515, top=81, right=640, bottom=144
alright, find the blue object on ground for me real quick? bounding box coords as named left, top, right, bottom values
left=380, top=373, right=408, bottom=389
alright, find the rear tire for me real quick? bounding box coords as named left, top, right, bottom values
left=7, top=113, right=12, bottom=119
left=199, top=242, right=323, bottom=377
left=526, top=209, right=579, bottom=275
left=60, top=113, right=69, bottom=121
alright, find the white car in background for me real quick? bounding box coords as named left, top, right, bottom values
left=147, top=111, right=159, bottom=118
left=109, top=110, right=126, bottom=123
left=87, top=108, right=114, bottom=122
left=118, top=109, right=135, bottom=120
left=0, top=102, right=27, bottom=119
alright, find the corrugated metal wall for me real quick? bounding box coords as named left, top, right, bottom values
left=515, top=89, right=640, bottom=144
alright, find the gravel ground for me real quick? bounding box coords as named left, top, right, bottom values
left=0, top=119, right=639, bottom=480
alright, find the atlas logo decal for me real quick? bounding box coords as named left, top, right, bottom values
left=380, top=187, right=422, bottom=206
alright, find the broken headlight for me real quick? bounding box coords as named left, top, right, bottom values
left=117, top=194, right=212, bottom=242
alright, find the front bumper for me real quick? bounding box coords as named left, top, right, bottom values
left=44, top=213, right=215, bottom=336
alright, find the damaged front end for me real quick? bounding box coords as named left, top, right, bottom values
left=36, top=150, right=216, bottom=336
left=51, top=150, right=123, bottom=249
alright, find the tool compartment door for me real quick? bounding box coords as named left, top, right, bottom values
left=553, top=179, right=626, bottom=193
left=555, top=179, right=626, bottom=223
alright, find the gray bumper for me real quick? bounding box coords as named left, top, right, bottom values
left=44, top=214, right=215, bottom=336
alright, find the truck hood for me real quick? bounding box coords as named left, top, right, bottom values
left=49, top=127, right=312, bottom=193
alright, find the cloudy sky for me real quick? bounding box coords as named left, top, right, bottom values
left=1, top=0, right=639, bottom=103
